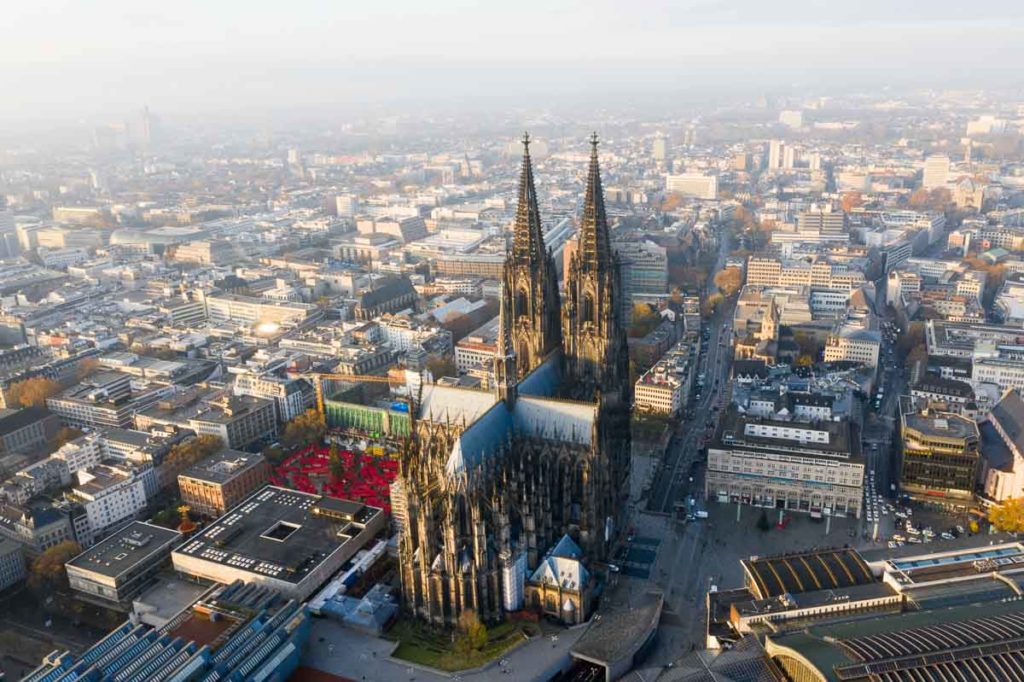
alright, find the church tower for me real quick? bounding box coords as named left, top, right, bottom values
left=493, top=276, right=517, bottom=407
left=502, top=133, right=562, bottom=379
left=562, top=134, right=629, bottom=402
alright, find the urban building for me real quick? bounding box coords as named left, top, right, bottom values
left=665, top=173, right=718, bottom=199
left=0, top=406, right=59, bottom=455
left=178, top=449, right=270, bottom=518
left=0, top=537, right=26, bottom=590
left=823, top=321, right=881, bottom=368
left=23, top=581, right=310, bottom=682
left=65, top=521, right=181, bottom=606
left=135, top=390, right=277, bottom=449
left=900, top=404, right=980, bottom=505
left=69, top=464, right=149, bottom=542
left=704, top=408, right=864, bottom=518
left=171, top=486, right=386, bottom=601
left=232, top=373, right=314, bottom=423
left=634, top=341, right=694, bottom=415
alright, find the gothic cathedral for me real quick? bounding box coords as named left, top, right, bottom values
left=395, top=134, right=631, bottom=626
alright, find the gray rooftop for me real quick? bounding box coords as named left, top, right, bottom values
left=172, top=485, right=382, bottom=585
left=67, top=521, right=182, bottom=579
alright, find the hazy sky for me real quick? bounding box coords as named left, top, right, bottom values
left=3, top=0, right=1023, bottom=124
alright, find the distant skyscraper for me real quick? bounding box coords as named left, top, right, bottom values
left=808, top=152, right=822, bottom=172
left=783, top=146, right=797, bottom=170
left=768, top=140, right=783, bottom=170
left=652, top=135, right=668, bottom=168
left=0, top=209, right=19, bottom=259
left=923, top=155, right=950, bottom=189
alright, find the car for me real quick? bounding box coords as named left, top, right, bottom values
left=907, top=526, right=920, bottom=535
left=608, top=564, right=621, bottom=573
left=940, top=532, right=954, bottom=540
left=956, top=525, right=966, bottom=535
left=888, top=541, right=898, bottom=549
left=908, top=536, right=923, bottom=544
left=892, top=534, right=905, bottom=542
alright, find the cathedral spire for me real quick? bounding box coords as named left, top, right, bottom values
left=512, top=132, right=545, bottom=266
left=578, top=132, right=611, bottom=272
left=494, top=277, right=517, bottom=406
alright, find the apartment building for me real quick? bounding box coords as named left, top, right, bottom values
left=634, top=342, right=694, bottom=415
left=70, top=464, right=149, bottom=542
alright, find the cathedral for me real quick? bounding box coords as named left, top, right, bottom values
left=395, top=134, right=631, bottom=625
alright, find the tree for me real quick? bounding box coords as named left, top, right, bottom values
left=701, top=293, right=724, bottom=318
left=28, top=541, right=81, bottom=592
left=840, top=191, right=864, bottom=213
left=53, top=426, right=84, bottom=448
left=714, top=267, right=743, bottom=297
left=629, top=303, right=661, bottom=338
left=990, top=498, right=1024, bottom=532
left=164, top=434, right=225, bottom=472
left=895, top=321, right=925, bottom=356
left=756, top=510, right=772, bottom=533
left=454, top=610, right=488, bottom=655
left=426, top=355, right=457, bottom=380
left=75, top=357, right=100, bottom=382
left=7, top=377, right=60, bottom=408
left=282, top=409, right=326, bottom=449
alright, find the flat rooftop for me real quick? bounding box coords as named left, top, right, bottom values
left=173, top=485, right=382, bottom=585
left=67, top=521, right=182, bottom=579
left=181, top=448, right=266, bottom=484
left=715, top=408, right=862, bottom=463
left=903, top=411, right=978, bottom=440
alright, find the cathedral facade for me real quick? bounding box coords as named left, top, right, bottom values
left=395, top=134, right=631, bottom=625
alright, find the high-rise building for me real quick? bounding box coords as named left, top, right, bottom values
left=768, top=139, right=783, bottom=170
left=652, top=134, right=668, bottom=168
left=612, top=239, right=668, bottom=323
left=783, top=145, right=796, bottom=169
left=899, top=404, right=979, bottom=505
left=923, top=155, right=950, bottom=189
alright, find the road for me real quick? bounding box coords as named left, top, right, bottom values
left=649, top=226, right=735, bottom=515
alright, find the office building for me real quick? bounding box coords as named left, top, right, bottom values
left=171, top=486, right=386, bottom=601
left=178, top=449, right=270, bottom=518
left=0, top=406, right=59, bottom=455
left=665, top=173, right=718, bottom=199
left=66, top=522, right=181, bottom=606
left=136, top=390, right=277, bottom=450
left=900, top=405, right=980, bottom=505
left=0, top=537, right=26, bottom=590
left=205, top=293, right=319, bottom=328
left=455, top=316, right=499, bottom=373
left=823, top=321, right=881, bottom=368
left=768, top=140, right=782, bottom=170
left=232, top=373, right=314, bottom=423
left=612, top=239, right=668, bottom=323
left=923, top=154, right=951, bottom=189
left=705, top=408, right=864, bottom=517
left=47, top=373, right=174, bottom=430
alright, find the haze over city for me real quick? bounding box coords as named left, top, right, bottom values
left=2, top=2, right=1024, bottom=681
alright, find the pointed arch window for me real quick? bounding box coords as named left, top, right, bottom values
left=581, top=292, right=595, bottom=325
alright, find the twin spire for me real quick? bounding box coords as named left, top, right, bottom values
left=511, top=131, right=610, bottom=272
left=578, top=132, right=611, bottom=273
left=511, top=132, right=546, bottom=267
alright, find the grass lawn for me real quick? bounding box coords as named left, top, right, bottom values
left=387, top=618, right=538, bottom=672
